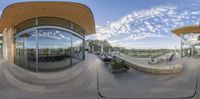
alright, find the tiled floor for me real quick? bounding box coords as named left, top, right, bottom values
left=0, top=53, right=199, bottom=99
left=0, top=53, right=98, bottom=99
left=98, top=57, right=197, bottom=98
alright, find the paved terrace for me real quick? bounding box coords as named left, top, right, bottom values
left=98, top=54, right=200, bottom=98
left=117, top=53, right=183, bottom=74
left=118, top=53, right=178, bottom=66
left=0, top=53, right=199, bottom=99
left=0, top=53, right=98, bottom=99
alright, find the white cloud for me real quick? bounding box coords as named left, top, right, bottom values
left=0, top=10, right=2, bottom=16
left=95, top=5, right=176, bottom=40
left=94, top=4, right=200, bottom=48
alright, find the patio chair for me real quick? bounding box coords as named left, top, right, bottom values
left=168, top=53, right=176, bottom=62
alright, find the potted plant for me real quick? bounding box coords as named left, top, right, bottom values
left=110, top=57, right=129, bottom=73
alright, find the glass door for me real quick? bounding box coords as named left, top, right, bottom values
left=25, top=31, right=36, bottom=71
left=38, top=28, right=72, bottom=71
left=15, top=37, right=23, bottom=66
left=15, top=31, right=36, bottom=71
left=18, top=36, right=25, bottom=68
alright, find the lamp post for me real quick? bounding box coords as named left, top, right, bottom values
left=180, top=34, right=183, bottom=58
left=100, top=40, right=104, bottom=54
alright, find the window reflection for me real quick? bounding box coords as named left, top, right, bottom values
left=38, top=29, right=72, bottom=71
left=15, top=31, right=36, bottom=71
left=72, top=36, right=84, bottom=65
left=14, top=28, right=84, bottom=72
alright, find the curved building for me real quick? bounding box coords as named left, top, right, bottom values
left=0, top=2, right=96, bottom=72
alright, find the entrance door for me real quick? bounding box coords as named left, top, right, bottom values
left=15, top=35, right=26, bottom=68
left=15, top=37, right=24, bottom=67
left=15, top=31, right=36, bottom=71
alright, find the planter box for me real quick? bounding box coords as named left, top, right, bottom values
left=110, top=65, right=129, bottom=73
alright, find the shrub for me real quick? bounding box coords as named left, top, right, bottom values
left=110, top=57, right=129, bottom=73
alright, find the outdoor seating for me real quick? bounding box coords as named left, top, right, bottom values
left=49, top=56, right=54, bottom=62
left=101, top=54, right=113, bottom=63
left=195, top=53, right=200, bottom=59
left=148, top=58, right=164, bottom=65
left=168, top=53, right=176, bottom=62
left=45, top=56, right=51, bottom=62
left=41, top=56, right=46, bottom=62
left=148, top=53, right=176, bottom=65
left=35, top=54, right=69, bottom=62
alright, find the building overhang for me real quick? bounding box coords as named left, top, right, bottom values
left=0, top=1, right=96, bottom=35
left=171, top=25, right=200, bottom=36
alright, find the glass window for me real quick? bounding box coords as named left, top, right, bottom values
left=72, top=35, right=84, bottom=65
left=14, top=27, right=84, bottom=72
left=15, top=37, right=23, bottom=66
left=38, top=28, right=72, bottom=71
left=14, top=31, right=36, bottom=71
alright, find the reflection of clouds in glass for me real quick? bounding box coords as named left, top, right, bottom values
left=38, top=29, right=72, bottom=49
left=73, top=40, right=82, bottom=45
left=40, top=41, right=71, bottom=49
left=37, top=29, right=84, bottom=49
left=73, top=36, right=83, bottom=47
left=0, top=11, right=2, bottom=16
left=15, top=42, right=23, bottom=46
left=39, top=29, right=70, bottom=41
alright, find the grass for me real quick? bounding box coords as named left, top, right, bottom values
left=121, top=49, right=171, bottom=58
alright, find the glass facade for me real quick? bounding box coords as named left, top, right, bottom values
left=72, top=36, right=84, bottom=65
left=15, top=31, right=36, bottom=71
left=38, top=28, right=72, bottom=71
left=14, top=27, right=84, bottom=72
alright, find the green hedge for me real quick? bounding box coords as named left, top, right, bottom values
left=110, top=57, right=129, bottom=73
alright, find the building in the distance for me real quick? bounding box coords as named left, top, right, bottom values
left=85, top=39, right=112, bottom=53
left=172, top=25, right=200, bottom=58
left=0, top=2, right=95, bottom=72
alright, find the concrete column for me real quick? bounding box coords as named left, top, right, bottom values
left=2, top=28, right=7, bottom=61
left=4, top=27, right=15, bottom=64
left=191, top=45, right=195, bottom=57
left=181, top=43, right=183, bottom=57
left=180, top=35, right=183, bottom=58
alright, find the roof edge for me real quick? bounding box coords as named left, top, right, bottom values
left=0, top=1, right=96, bottom=34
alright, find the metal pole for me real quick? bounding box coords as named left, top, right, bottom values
left=35, top=29, right=39, bottom=72
left=83, top=34, right=85, bottom=60
left=181, top=34, right=183, bottom=58
left=35, top=17, right=39, bottom=72
left=70, top=35, right=73, bottom=66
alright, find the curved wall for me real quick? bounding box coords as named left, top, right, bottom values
left=0, top=2, right=96, bottom=34
left=1, top=2, right=96, bottom=72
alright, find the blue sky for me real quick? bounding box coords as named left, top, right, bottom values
left=0, top=0, right=200, bottom=49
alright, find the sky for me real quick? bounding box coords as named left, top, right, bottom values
left=0, top=0, right=200, bottom=49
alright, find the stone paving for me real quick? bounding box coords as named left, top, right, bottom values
left=98, top=55, right=200, bottom=99
left=117, top=55, right=183, bottom=75
left=0, top=53, right=199, bottom=99
left=0, top=53, right=98, bottom=99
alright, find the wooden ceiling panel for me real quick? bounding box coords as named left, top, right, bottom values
left=0, top=2, right=96, bottom=35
